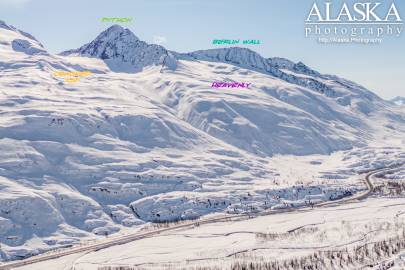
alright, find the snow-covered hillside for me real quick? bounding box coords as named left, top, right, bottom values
left=0, top=21, right=404, bottom=261
left=391, top=96, right=405, bottom=106
left=16, top=197, right=405, bottom=270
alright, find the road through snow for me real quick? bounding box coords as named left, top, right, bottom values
left=0, top=164, right=403, bottom=270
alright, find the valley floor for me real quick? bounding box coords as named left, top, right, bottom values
left=12, top=193, right=405, bottom=269
left=0, top=151, right=403, bottom=270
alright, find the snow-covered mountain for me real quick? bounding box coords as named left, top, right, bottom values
left=390, top=96, right=405, bottom=106
left=59, top=25, right=402, bottom=156
left=60, top=25, right=177, bottom=72
left=0, top=21, right=404, bottom=261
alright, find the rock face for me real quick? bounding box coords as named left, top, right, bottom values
left=11, top=39, right=47, bottom=55
left=60, top=25, right=177, bottom=73
left=1, top=20, right=47, bottom=56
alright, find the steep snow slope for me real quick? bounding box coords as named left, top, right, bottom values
left=63, top=26, right=404, bottom=156
left=0, top=20, right=46, bottom=57
left=175, top=48, right=378, bottom=102
left=0, top=21, right=404, bottom=261
left=391, top=96, right=405, bottom=106
left=154, top=59, right=362, bottom=156
left=160, top=51, right=403, bottom=156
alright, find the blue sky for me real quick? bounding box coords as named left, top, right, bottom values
left=0, top=0, right=404, bottom=99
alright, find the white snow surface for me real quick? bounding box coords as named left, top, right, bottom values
left=14, top=197, right=405, bottom=270
left=0, top=21, right=404, bottom=261
left=390, top=96, right=405, bottom=106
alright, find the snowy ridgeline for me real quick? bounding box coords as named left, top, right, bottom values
left=0, top=20, right=405, bottom=260
left=390, top=96, right=405, bottom=106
